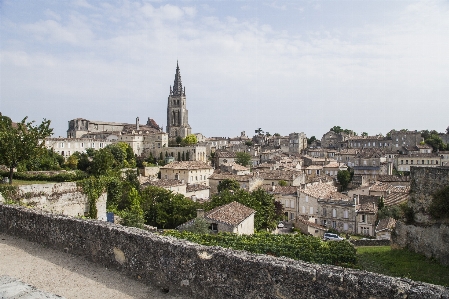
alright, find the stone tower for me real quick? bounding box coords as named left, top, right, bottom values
left=166, top=61, right=192, bottom=139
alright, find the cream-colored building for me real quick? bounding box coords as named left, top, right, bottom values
left=297, top=182, right=337, bottom=222
left=318, top=193, right=356, bottom=234
left=354, top=195, right=379, bottom=236
left=44, top=137, right=113, bottom=158
left=263, top=185, right=298, bottom=221
left=160, top=161, right=213, bottom=186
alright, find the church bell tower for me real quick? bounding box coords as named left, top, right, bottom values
left=166, top=61, right=192, bottom=139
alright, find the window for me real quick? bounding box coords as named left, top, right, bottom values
left=422, top=160, right=425, bottom=164
left=343, top=223, right=348, bottom=231
left=302, top=206, right=305, bottom=213
left=411, top=160, right=413, bottom=164
left=81, top=143, right=84, bottom=148
left=309, top=207, right=314, bottom=214
left=332, top=221, right=336, bottom=229
left=290, top=200, right=295, bottom=208
left=210, top=223, right=218, bottom=232
left=401, top=160, right=403, bottom=164
left=285, top=200, right=290, bottom=208
left=322, top=208, right=327, bottom=217
left=305, top=196, right=308, bottom=203
left=406, top=160, right=408, bottom=164
left=361, top=214, right=366, bottom=223
left=344, top=210, right=348, bottom=219
left=332, top=209, right=337, bottom=218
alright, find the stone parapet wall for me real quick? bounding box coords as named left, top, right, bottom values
left=1, top=204, right=448, bottom=298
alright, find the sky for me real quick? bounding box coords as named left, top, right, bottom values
left=1, top=0, right=449, bottom=139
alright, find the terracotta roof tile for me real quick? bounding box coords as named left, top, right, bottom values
left=206, top=201, right=255, bottom=226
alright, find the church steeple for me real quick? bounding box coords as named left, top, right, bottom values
left=172, top=60, right=184, bottom=96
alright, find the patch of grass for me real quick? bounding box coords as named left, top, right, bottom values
left=357, top=246, right=449, bottom=287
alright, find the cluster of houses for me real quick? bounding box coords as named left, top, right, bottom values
left=42, top=118, right=449, bottom=238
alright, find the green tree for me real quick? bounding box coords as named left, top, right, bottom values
left=121, top=187, right=144, bottom=228
left=278, top=180, right=287, bottom=186
left=235, top=152, right=251, bottom=167
left=180, top=217, right=210, bottom=234
left=175, top=136, right=183, bottom=145
left=140, top=186, right=200, bottom=229
left=307, top=136, right=317, bottom=145
left=182, top=134, right=197, bottom=146
left=20, top=148, right=64, bottom=171
left=217, top=179, right=241, bottom=193
left=90, top=148, right=115, bottom=176
left=77, top=176, right=108, bottom=219
left=428, top=185, right=449, bottom=220
left=0, top=115, right=53, bottom=184
left=361, top=132, right=368, bottom=137
left=337, top=170, right=351, bottom=191
left=245, top=140, right=253, bottom=146
left=65, top=154, right=79, bottom=170
left=255, top=128, right=264, bottom=135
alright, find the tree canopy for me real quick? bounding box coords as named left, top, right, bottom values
left=182, top=134, right=198, bottom=146
left=337, top=170, right=351, bottom=191
left=235, top=151, right=251, bottom=167
left=0, top=115, right=53, bottom=184
left=217, top=179, right=240, bottom=193
left=330, top=126, right=354, bottom=135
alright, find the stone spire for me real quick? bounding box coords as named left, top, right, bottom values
left=172, top=61, right=184, bottom=96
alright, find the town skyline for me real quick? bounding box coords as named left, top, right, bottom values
left=1, top=0, right=449, bottom=138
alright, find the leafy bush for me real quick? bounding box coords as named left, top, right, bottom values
left=165, top=231, right=357, bottom=267
left=428, top=185, right=449, bottom=220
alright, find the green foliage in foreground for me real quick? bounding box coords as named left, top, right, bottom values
left=165, top=231, right=357, bottom=267
left=357, top=246, right=449, bottom=287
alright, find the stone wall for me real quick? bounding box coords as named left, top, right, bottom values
left=1, top=204, right=448, bottom=299
left=392, top=167, right=449, bottom=266
left=0, top=183, right=106, bottom=221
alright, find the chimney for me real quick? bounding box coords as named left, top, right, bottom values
left=196, top=209, right=205, bottom=218
left=136, top=117, right=140, bottom=130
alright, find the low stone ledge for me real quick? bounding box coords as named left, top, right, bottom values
left=1, top=203, right=448, bottom=299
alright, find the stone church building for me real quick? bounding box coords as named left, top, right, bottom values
left=166, top=61, right=192, bottom=139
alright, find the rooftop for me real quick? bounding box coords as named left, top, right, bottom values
left=206, top=201, right=255, bottom=226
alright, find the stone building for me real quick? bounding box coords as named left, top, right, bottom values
left=179, top=202, right=255, bottom=235
left=320, top=130, right=353, bottom=149
left=207, top=173, right=264, bottom=195
left=354, top=195, right=379, bottom=236
left=317, top=192, right=356, bottom=234
left=45, top=137, right=113, bottom=158
left=166, top=62, right=192, bottom=139
left=288, top=132, right=307, bottom=154
left=263, top=185, right=298, bottom=221
left=160, top=161, right=213, bottom=186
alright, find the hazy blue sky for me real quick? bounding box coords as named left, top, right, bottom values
left=1, top=0, right=448, bottom=138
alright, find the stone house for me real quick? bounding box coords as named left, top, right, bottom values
left=149, top=145, right=207, bottom=163
left=185, top=184, right=210, bottom=201
left=323, top=162, right=348, bottom=177
left=143, top=179, right=187, bottom=195
left=317, top=192, right=355, bottom=234
left=45, top=137, right=113, bottom=158
left=375, top=217, right=396, bottom=240
left=297, top=182, right=337, bottom=223
left=295, top=218, right=327, bottom=238
left=439, top=151, right=449, bottom=167
left=354, top=195, right=379, bottom=236
left=320, top=130, right=353, bottom=149
left=305, top=165, right=323, bottom=176
left=389, top=130, right=423, bottom=150
left=347, top=135, right=390, bottom=150
left=395, top=153, right=441, bottom=172
left=160, top=161, right=213, bottom=186
left=258, top=170, right=306, bottom=187
left=263, top=185, right=298, bottom=221
left=214, top=150, right=237, bottom=167
left=288, top=132, right=307, bottom=154
left=335, top=148, right=359, bottom=167
left=302, top=156, right=329, bottom=167
left=183, top=202, right=255, bottom=235
left=207, top=173, right=264, bottom=195
left=219, top=162, right=250, bottom=175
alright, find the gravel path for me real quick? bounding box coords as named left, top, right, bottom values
left=0, top=233, right=188, bottom=299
